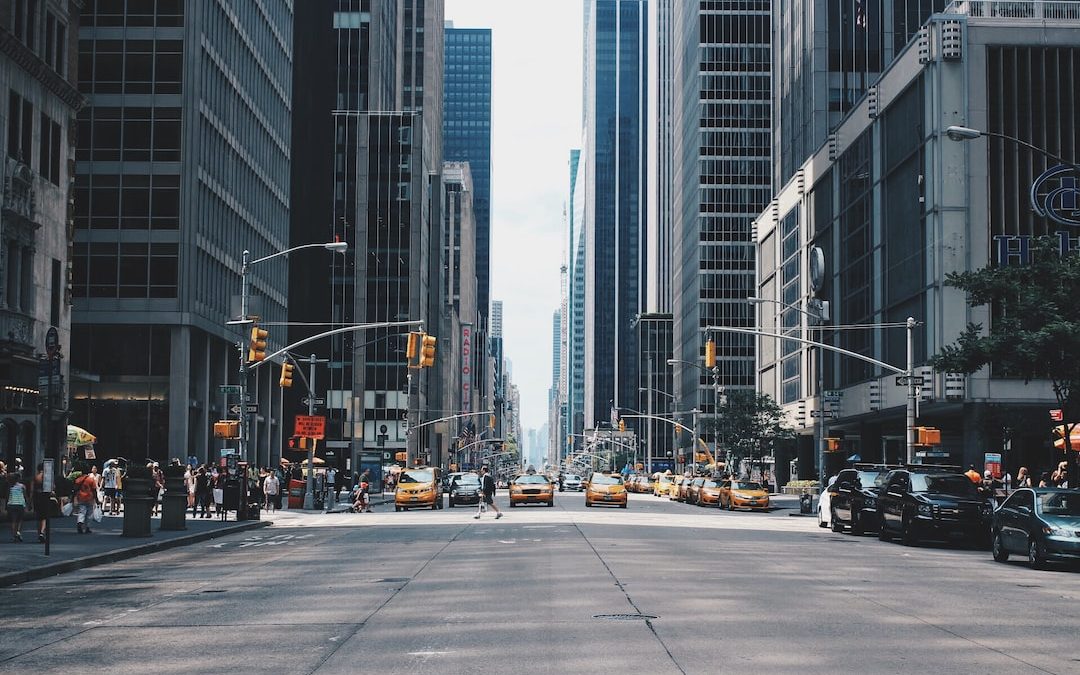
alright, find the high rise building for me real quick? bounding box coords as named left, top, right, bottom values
left=0, top=0, right=82, bottom=469
left=289, top=0, right=446, bottom=473
left=440, top=161, right=479, bottom=420
left=581, top=0, right=647, bottom=429
left=645, top=0, right=673, bottom=313
left=670, top=1, right=769, bottom=457
left=566, top=148, right=586, bottom=450
left=72, top=1, right=293, bottom=463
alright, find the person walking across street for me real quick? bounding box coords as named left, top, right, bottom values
left=263, top=471, right=280, bottom=512
left=7, top=472, right=28, bottom=542
left=72, top=465, right=99, bottom=534
left=474, top=466, right=502, bottom=520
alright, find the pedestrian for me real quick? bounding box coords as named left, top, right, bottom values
left=1015, top=466, right=1031, bottom=488
left=101, top=461, right=120, bottom=515
left=151, top=462, right=164, bottom=516
left=72, top=464, right=99, bottom=534
left=964, top=465, right=982, bottom=484
left=32, top=463, right=55, bottom=543
left=185, top=464, right=195, bottom=511
left=0, top=460, right=8, bottom=520
left=474, top=466, right=502, bottom=519
left=194, top=466, right=212, bottom=518
left=7, top=472, right=28, bottom=542
left=1038, top=471, right=1052, bottom=488
left=263, top=470, right=280, bottom=512
left=327, top=467, right=338, bottom=502
left=1052, top=462, right=1069, bottom=488
left=89, top=464, right=101, bottom=503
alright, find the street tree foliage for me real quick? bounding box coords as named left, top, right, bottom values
left=704, top=389, right=793, bottom=472
left=929, top=235, right=1080, bottom=453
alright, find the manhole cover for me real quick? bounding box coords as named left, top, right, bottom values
left=84, top=575, right=138, bottom=580
left=593, top=613, right=657, bottom=621
left=374, top=577, right=411, bottom=583
left=201, top=589, right=227, bottom=594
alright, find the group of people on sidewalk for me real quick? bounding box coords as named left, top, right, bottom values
left=1, top=459, right=106, bottom=542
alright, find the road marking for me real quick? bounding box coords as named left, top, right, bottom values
left=407, top=651, right=452, bottom=656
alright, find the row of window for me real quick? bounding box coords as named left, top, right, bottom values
left=78, top=39, right=183, bottom=96
left=76, top=106, right=181, bottom=163
left=7, top=91, right=62, bottom=186
left=12, top=0, right=68, bottom=76
left=81, top=0, right=184, bottom=28
left=73, top=173, right=180, bottom=231
left=70, top=242, right=179, bottom=299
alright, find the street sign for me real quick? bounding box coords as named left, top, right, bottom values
left=1050, top=408, right=1064, bottom=421
left=823, top=390, right=843, bottom=401
left=301, top=397, right=326, bottom=407
left=229, top=404, right=259, bottom=415
left=810, top=410, right=837, bottom=418
left=895, top=375, right=925, bottom=386
left=218, top=384, right=242, bottom=395
left=294, top=414, right=326, bottom=439
left=984, top=452, right=1002, bottom=479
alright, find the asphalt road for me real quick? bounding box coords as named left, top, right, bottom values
left=1, top=491, right=1078, bottom=674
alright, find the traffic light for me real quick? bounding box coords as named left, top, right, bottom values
left=214, top=420, right=240, bottom=438
left=619, top=419, right=626, bottom=432
left=406, top=331, right=420, bottom=363
left=825, top=437, right=842, bottom=452
left=420, top=334, right=437, bottom=367
left=247, top=324, right=269, bottom=362
left=279, top=362, right=294, bottom=388
left=915, top=427, right=941, bottom=445
left=395, top=451, right=407, bottom=462
left=705, top=339, right=716, bottom=368
left=490, top=414, right=496, bottom=430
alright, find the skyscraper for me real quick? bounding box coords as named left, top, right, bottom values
left=671, top=1, right=769, bottom=452
left=72, top=1, right=293, bottom=463
left=581, top=0, right=647, bottom=429
left=567, top=149, right=586, bottom=448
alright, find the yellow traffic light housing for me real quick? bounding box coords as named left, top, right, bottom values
left=420, top=334, right=437, bottom=367
left=915, top=427, right=941, bottom=445
left=618, top=419, right=626, bottom=432
left=279, top=362, right=294, bottom=388
left=825, top=437, right=842, bottom=452
left=705, top=339, right=716, bottom=368
left=247, top=325, right=269, bottom=362
left=406, top=331, right=420, bottom=363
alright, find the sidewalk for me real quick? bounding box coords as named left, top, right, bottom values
left=0, top=511, right=270, bottom=588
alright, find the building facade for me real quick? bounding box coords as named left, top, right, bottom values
left=440, top=161, right=479, bottom=430
left=0, top=0, right=82, bottom=469
left=755, top=1, right=1080, bottom=479
left=71, top=0, right=293, bottom=464
left=670, top=0, right=770, bottom=459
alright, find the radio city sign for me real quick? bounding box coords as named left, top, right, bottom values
left=460, top=323, right=473, bottom=412
left=993, top=164, right=1080, bottom=266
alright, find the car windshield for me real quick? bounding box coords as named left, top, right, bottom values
left=732, top=481, right=763, bottom=491
left=703, top=480, right=721, bottom=488
left=910, top=474, right=978, bottom=496
left=514, top=475, right=549, bottom=485
left=658, top=476, right=672, bottom=483
left=856, top=471, right=886, bottom=488
left=399, top=469, right=434, bottom=484
left=1039, top=491, right=1080, bottom=517
left=590, top=474, right=623, bottom=485
left=454, top=475, right=480, bottom=486
left=565, top=475, right=580, bottom=481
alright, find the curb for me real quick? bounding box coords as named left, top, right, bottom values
left=0, top=519, right=272, bottom=589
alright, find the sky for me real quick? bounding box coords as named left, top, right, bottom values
left=445, top=1, right=584, bottom=431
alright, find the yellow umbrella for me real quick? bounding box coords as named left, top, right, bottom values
left=1053, top=423, right=1080, bottom=449
left=66, top=425, right=96, bottom=446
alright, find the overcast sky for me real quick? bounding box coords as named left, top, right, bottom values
left=445, top=1, right=584, bottom=432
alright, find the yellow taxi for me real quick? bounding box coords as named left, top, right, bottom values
left=585, top=472, right=628, bottom=508
left=669, top=476, right=692, bottom=502
left=692, top=478, right=723, bottom=507
left=394, top=467, right=443, bottom=511
left=719, top=479, right=770, bottom=511
left=509, top=474, right=554, bottom=507
left=653, top=474, right=674, bottom=497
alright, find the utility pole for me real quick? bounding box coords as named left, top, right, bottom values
left=303, top=353, right=317, bottom=510
left=647, top=356, right=653, bottom=475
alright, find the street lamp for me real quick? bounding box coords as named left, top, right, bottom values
left=235, top=241, right=347, bottom=474
left=668, top=358, right=715, bottom=474
left=945, top=126, right=1080, bottom=172
left=748, top=296, right=829, bottom=483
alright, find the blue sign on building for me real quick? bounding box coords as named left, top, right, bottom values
left=1030, top=164, right=1080, bottom=227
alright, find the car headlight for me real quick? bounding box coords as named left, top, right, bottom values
left=1043, top=526, right=1073, bottom=537
left=917, top=504, right=933, bottom=517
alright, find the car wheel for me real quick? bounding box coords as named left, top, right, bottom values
left=818, top=506, right=828, bottom=528
left=395, top=505, right=402, bottom=512
left=878, top=519, right=892, bottom=542
left=585, top=501, right=592, bottom=507
left=992, top=532, right=1009, bottom=562
left=448, top=499, right=455, bottom=508
left=830, top=508, right=844, bottom=533
left=620, top=502, right=627, bottom=509
left=547, top=500, right=554, bottom=507
left=1028, top=538, right=1046, bottom=570
left=901, top=516, right=919, bottom=547
left=727, top=499, right=735, bottom=511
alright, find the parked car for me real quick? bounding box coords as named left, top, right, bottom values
left=688, top=477, right=723, bottom=506
left=447, top=472, right=481, bottom=507
left=563, top=474, right=584, bottom=491
left=992, top=487, right=1080, bottom=569
left=653, top=474, right=675, bottom=497
left=719, top=479, right=770, bottom=511
left=585, top=472, right=628, bottom=508
left=829, top=466, right=896, bottom=534
left=877, top=467, right=992, bottom=547
left=669, top=477, right=691, bottom=502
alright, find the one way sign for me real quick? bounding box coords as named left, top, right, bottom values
left=229, top=404, right=258, bottom=415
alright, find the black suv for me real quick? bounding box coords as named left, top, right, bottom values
left=828, top=465, right=896, bottom=535
left=447, top=473, right=482, bottom=507
left=877, top=467, right=992, bottom=547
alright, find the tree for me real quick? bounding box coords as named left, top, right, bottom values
left=929, top=235, right=1080, bottom=477
left=704, top=390, right=793, bottom=477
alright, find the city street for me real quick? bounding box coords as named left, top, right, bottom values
left=1, top=493, right=1077, bottom=675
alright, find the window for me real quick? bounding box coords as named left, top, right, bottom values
left=38, top=112, right=61, bottom=184
left=50, top=258, right=61, bottom=327
left=13, top=0, right=37, bottom=50
left=7, top=91, right=33, bottom=163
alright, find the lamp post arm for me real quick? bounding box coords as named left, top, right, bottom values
left=251, top=320, right=424, bottom=369
left=977, top=130, right=1080, bottom=173
left=621, top=414, right=695, bottom=436
left=703, top=325, right=905, bottom=374
left=250, top=242, right=345, bottom=266
left=410, top=410, right=495, bottom=434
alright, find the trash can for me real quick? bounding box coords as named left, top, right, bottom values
left=799, top=493, right=813, bottom=514
left=287, top=479, right=305, bottom=509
